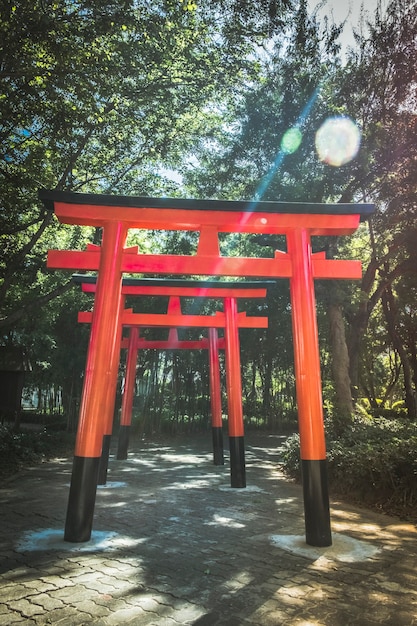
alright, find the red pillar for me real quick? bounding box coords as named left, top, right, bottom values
left=97, top=293, right=126, bottom=484
left=287, top=228, right=331, bottom=547
left=117, top=326, right=139, bottom=460
left=65, top=220, right=127, bottom=542
left=208, top=328, right=224, bottom=465
left=224, top=297, right=245, bottom=487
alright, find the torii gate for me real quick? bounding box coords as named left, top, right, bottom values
left=118, top=326, right=226, bottom=465
left=41, top=190, right=374, bottom=547
left=74, top=275, right=272, bottom=475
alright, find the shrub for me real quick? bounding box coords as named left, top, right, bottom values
left=0, top=425, right=75, bottom=478
left=281, top=417, right=417, bottom=514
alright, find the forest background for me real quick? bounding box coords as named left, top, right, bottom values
left=1, top=0, right=417, bottom=517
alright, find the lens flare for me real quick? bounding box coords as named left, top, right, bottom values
left=315, top=116, right=361, bottom=167
left=281, top=127, right=303, bottom=154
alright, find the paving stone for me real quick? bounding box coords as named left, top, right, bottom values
left=101, top=605, right=147, bottom=624
left=0, top=584, right=34, bottom=602
left=48, top=585, right=87, bottom=601
left=71, top=599, right=110, bottom=617
left=39, top=575, right=75, bottom=588
left=26, top=593, right=65, bottom=612
left=6, top=598, right=45, bottom=617
left=0, top=612, right=36, bottom=625
left=38, top=608, right=93, bottom=625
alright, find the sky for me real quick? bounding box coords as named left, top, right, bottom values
left=308, top=0, right=388, bottom=53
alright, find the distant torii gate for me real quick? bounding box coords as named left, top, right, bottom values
left=118, top=326, right=226, bottom=465
left=41, top=190, right=374, bottom=547
left=75, top=275, right=270, bottom=485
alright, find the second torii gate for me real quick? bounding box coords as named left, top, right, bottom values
left=42, top=190, right=374, bottom=546
left=75, top=275, right=271, bottom=485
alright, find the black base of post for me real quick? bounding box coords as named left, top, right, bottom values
left=97, top=434, right=111, bottom=485
left=64, top=456, right=100, bottom=542
left=116, top=425, right=130, bottom=460
left=229, top=436, right=246, bottom=488
left=301, top=459, right=332, bottom=547
left=212, top=426, right=224, bottom=465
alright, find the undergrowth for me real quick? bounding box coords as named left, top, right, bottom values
left=281, top=416, right=417, bottom=521
left=0, top=424, right=75, bottom=479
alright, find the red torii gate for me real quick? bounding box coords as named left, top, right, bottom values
left=41, top=190, right=374, bottom=547
left=75, top=275, right=271, bottom=475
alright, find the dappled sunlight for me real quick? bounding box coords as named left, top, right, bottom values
left=122, top=457, right=158, bottom=467
left=97, top=481, right=127, bottom=489
left=331, top=506, right=417, bottom=549
left=218, top=484, right=266, bottom=493
left=205, top=514, right=246, bottom=529
left=157, top=452, right=212, bottom=464
left=221, top=569, right=254, bottom=592
left=274, top=497, right=298, bottom=506
left=162, top=477, right=220, bottom=491
left=3, top=436, right=417, bottom=624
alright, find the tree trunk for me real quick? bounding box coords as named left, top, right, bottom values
left=328, top=299, right=353, bottom=434
left=381, top=286, right=417, bottom=419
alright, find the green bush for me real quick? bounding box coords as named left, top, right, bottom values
left=0, top=425, right=75, bottom=478
left=281, top=417, right=417, bottom=514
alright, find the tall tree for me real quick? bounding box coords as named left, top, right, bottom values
left=182, top=0, right=354, bottom=424
left=337, top=0, right=417, bottom=416
left=0, top=0, right=291, bottom=335
left=0, top=0, right=294, bottom=423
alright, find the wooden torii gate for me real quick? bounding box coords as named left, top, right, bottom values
left=41, top=190, right=374, bottom=547
left=74, top=275, right=272, bottom=476
left=73, top=276, right=274, bottom=487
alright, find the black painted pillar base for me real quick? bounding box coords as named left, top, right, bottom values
left=117, top=425, right=130, bottom=460
left=97, top=434, right=111, bottom=485
left=229, top=436, right=246, bottom=488
left=301, top=459, right=332, bottom=547
left=64, top=456, right=100, bottom=542
left=212, top=426, right=224, bottom=465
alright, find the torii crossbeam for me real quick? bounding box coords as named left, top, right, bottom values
left=41, top=190, right=374, bottom=547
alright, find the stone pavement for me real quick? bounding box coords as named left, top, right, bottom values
left=1, top=433, right=417, bottom=625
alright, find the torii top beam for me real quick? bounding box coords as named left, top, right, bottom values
left=40, top=190, right=373, bottom=235
left=43, top=191, right=374, bottom=279
left=72, top=274, right=274, bottom=299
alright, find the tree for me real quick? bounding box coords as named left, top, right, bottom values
left=336, top=0, right=417, bottom=417
left=1, top=0, right=296, bottom=427
left=0, top=0, right=291, bottom=336
left=182, top=0, right=357, bottom=425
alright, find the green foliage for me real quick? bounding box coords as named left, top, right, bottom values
left=0, top=424, right=75, bottom=478
left=1, top=0, right=281, bottom=337
left=282, top=416, right=417, bottom=514
left=1, top=0, right=417, bottom=471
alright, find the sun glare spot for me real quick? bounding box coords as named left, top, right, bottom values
left=315, top=116, right=361, bottom=166
left=281, top=127, right=303, bottom=154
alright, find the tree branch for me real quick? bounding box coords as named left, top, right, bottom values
left=0, top=280, right=74, bottom=329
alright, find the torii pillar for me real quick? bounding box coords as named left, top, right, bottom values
left=65, top=222, right=127, bottom=542
left=209, top=328, right=224, bottom=465
left=117, top=326, right=139, bottom=460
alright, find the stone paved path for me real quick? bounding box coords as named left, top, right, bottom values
left=1, top=433, right=416, bottom=625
